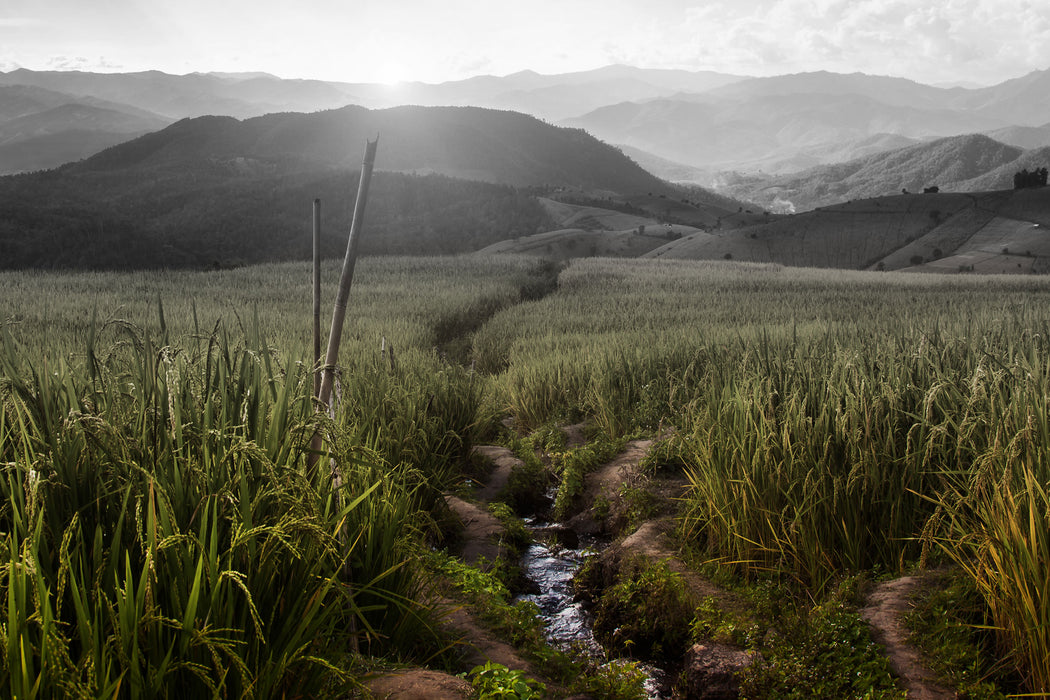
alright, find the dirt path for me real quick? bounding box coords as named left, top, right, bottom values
left=443, top=495, right=505, bottom=565
left=565, top=438, right=654, bottom=536
left=861, top=576, right=956, bottom=700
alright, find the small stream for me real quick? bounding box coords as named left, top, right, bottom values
left=514, top=522, right=667, bottom=699
left=516, top=541, right=603, bottom=653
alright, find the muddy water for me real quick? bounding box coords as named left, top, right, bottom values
left=514, top=528, right=667, bottom=698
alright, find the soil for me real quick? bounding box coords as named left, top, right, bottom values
left=364, top=668, right=472, bottom=700
left=861, top=576, right=957, bottom=700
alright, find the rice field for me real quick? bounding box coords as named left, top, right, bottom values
left=3, top=255, right=1050, bottom=695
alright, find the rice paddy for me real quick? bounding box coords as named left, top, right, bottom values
left=3, top=254, right=1050, bottom=696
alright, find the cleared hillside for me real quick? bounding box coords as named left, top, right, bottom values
left=722, top=134, right=1040, bottom=211
left=474, top=198, right=700, bottom=260
left=646, top=188, right=1050, bottom=274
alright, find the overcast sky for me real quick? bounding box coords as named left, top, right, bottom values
left=1, top=0, right=1047, bottom=87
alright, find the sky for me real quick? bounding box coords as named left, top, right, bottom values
left=1, top=0, right=1048, bottom=87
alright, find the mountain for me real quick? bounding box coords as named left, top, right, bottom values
left=0, top=85, right=174, bottom=173
left=949, top=70, right=1050, bottom=125
left=0, top=68, right=355, bottom=119
left=698, top=70, right=952, bottom=109
left=984, top=123, right=1050, bottom=150
left=0, top=104, right=704, bottom=269
left=0, top=101, right=172, bottom=174
left=78, top=104, right=669, bottom=194
left=716, top=134, right=1034, bottom=211
left=563, top=83, right=1008, bottom=174
left=0, top=65, right=746, bottom=123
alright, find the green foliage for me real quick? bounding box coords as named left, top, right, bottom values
left=550, top=437, right=624, bottom=520
left=572, top=658, right=649, bottom=700
left=740, top=601, right=905, bottom=699
left=591, top=558, right=693, bottom=661
left=904, top=574, right=1011, bottom=699
left=465, top=661, right=545, bottom=700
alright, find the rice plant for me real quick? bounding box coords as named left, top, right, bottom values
left=0, top=320, right=437, bottom=697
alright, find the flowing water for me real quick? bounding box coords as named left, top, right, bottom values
left=515, top=523, right=667, bottom=698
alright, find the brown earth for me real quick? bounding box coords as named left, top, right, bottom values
left=861, top=576, right=957, bottom=700
left=364, top=669, right=472, bottom=700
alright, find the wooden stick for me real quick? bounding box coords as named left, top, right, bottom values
left=312, top=198, right=322, bottom=399
left=317, top=137, right=378, bottom=410
left=309, top=139, right=379, bottom=475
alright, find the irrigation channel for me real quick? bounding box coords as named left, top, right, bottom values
left=515, top=517, right=668, bottom=698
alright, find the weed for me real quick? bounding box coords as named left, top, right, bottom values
left=465, top=661, right=545, bottom=699
left=591, top=557, right=693, bottom=661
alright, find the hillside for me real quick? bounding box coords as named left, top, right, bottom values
left=645, top=187, right=1050, bottom=274
left=74, top=105, right=670, bottom=194
left=0, top=85, right=173, bottom=173
left=0, top=105, right=736, bottom=269
left=563, top=91, right=1005, bottom=175
left=719, top=134, right=1037, bottom=212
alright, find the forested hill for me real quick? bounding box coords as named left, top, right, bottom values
left=0, top=105, right=681, bottom=269
left=74, top=104, right=669, bottom=194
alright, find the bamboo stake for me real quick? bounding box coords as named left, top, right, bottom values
left=318, top=137, right=378, bottom=410
left=312, top=198, right=322, bottom=399
left=309, top=138, right=378, bottom=474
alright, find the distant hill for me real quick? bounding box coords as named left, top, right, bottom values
left=985, top=123, right=1050, bottom=150
left=0, top=104, right=727, bottom=269
left=563, top=89, right=1006, bottom=174
left=646, top=187, right=1050, bottom=275
left=0, top=65, right=746, bottom=123
left=0, top=85, right=173, bottom=173
left=0, top=69, right=354, bottom=120
left=75, top=104, right=670, bottom=194
left=717, top=134, right=1040, bottom=211
left=0, top=103, right=171, bottom=174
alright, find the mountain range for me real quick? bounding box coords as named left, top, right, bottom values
left=1, top=63, right=1049, bottom=274
left=7, top=64, right=1050, bottom=181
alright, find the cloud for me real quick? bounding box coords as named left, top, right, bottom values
left=45, top=55, right=124, bottom=72
left=645, top=0, right=1050, bottom=84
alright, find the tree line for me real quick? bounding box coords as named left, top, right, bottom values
left=1014, top=167, right=1049, bottom=189
left=0, top=168, right=555, bottom=270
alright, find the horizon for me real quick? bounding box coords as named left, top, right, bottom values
left=2, top=0, right=1048, bottom=88
left=0, top=60, right=1044, bottom=91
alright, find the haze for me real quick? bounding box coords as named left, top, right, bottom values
left=2, top=0, right=1048, bottom=87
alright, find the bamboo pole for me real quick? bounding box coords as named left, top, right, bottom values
left=312, top=198, right=322, bottom=399
left=309, top=138, right=378, bottom=474
left=317, top=137, right=378, bottom=410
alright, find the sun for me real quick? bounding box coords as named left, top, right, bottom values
left=371, top=59, right=414, bottom=85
